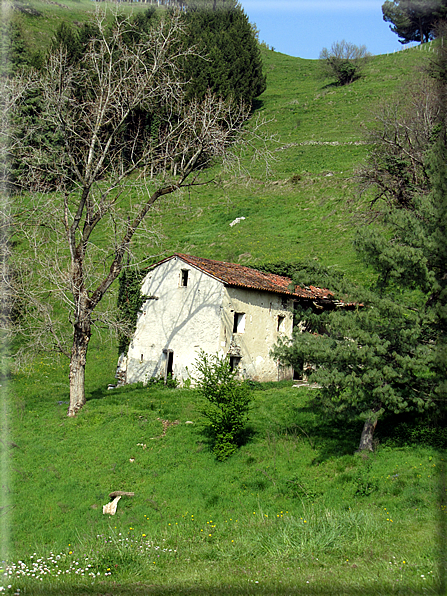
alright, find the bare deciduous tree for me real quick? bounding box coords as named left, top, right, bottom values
left=319, top=40, right=370, bottom=86
left=358, top=75, right=440, bottom=209
left=7, top=10, right=255, bottom=416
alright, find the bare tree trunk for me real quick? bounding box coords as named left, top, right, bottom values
left=8, top=13, right=255, bottom=418
left=357, top=417, right=378, bottom=451
left=68, top=318, right=91, bottom=417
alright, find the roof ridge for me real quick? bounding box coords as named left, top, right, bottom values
left=172, top=253, right=333, bottom=300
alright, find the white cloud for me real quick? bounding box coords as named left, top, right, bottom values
left=240, top=0, right=380, bottom=12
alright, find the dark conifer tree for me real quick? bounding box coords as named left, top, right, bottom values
left=182, top=0, right=266, bottom=106
left=382, top=0, right=447, bottom=44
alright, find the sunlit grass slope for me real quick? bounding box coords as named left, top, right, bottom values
left=5, top=354, right=445, bottom=594
left=13, top=0, right=429, bottom=282
left=138, top=47, right=429, bottom=283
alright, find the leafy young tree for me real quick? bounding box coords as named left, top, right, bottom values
left=7, top=11, right=251, bottom=417
left=194, top=351, right=251, bottom=461
left=382, top=0, right=447, bottom=44
left=319, top=40, right=370, bottom=86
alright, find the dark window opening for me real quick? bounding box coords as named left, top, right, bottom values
left=233, top=312, right=245, bottom=333
left=230, top=356, right=241, bottom=371
left=292, top=354, right=304, bottom=380
left=277, top=315, right=285, bottom=332
left=180, top=269, right=189, bottom=287
left=293, top=301, right=299, bottom=328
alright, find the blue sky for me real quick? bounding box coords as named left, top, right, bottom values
left=238, top=0, right=419, bottom=59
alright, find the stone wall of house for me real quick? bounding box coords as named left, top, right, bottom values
left=120, top=256, right=224, bottom=385
left=219, top=286, right=294, bottom=382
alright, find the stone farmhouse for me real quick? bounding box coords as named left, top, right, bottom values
left=115, top=253, right=336, bottom=386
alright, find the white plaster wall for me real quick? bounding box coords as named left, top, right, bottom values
left=219, top=287, right=294, bottom=382
left=125, top=257, right=224, bottom=384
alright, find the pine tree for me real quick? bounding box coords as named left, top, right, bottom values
left=382, top=0, right=447, bottom=44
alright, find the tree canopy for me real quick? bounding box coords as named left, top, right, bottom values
left=382, top=0, right=447, bottom=44
left=358, top=75, right=438, bottom=209
left=182, top=0, right=266, bottom=105
left=319, top=40, right=370, bottom=86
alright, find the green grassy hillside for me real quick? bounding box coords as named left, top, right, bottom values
left=4, top=361, right=444, bottom=595
left=9, top=0, right=429, bottom=281
left=133, top=47, right=429, bottom=282
left=2, top=7, right=445, bottom=594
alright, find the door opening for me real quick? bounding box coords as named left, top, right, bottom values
left=163, top=349, right=174, bottom=384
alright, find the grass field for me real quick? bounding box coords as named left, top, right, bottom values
left=2, top=345, right=446, bottom=594
left=2, top=4, right=446, bottom=594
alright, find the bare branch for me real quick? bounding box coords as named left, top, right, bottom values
left=8, top=8, right=261, bottom=416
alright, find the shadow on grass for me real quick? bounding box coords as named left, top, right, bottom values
left=283, top=403, right=363, bottom=462
left=86, top=382, right=159, bottom=402
left=196, top=424, right=256, bottom=457
left=376, top=411, right=447, bottom=450
left=285, top=402, right=447, bottom=462
left=87, top=386, right=110, bottom=402
left=252, top=97, right=264, bottom=112
left=320, top=80, right=340, bottom=90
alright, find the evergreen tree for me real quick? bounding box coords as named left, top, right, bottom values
left=273, top=53, right=447, bottom=448
left=0, top=20, right=41, bottom=76
left=427, top=21, right=447, bottom=424
left=272, top=255, right=437, bottom=452
left=382, top=0, right=447, bottom=44
left=49, top=20, right=99, bottom=67
left=182, top=0, right=266, bottom=105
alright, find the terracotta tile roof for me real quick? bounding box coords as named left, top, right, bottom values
left=158, top=254, right=334, bottom=300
